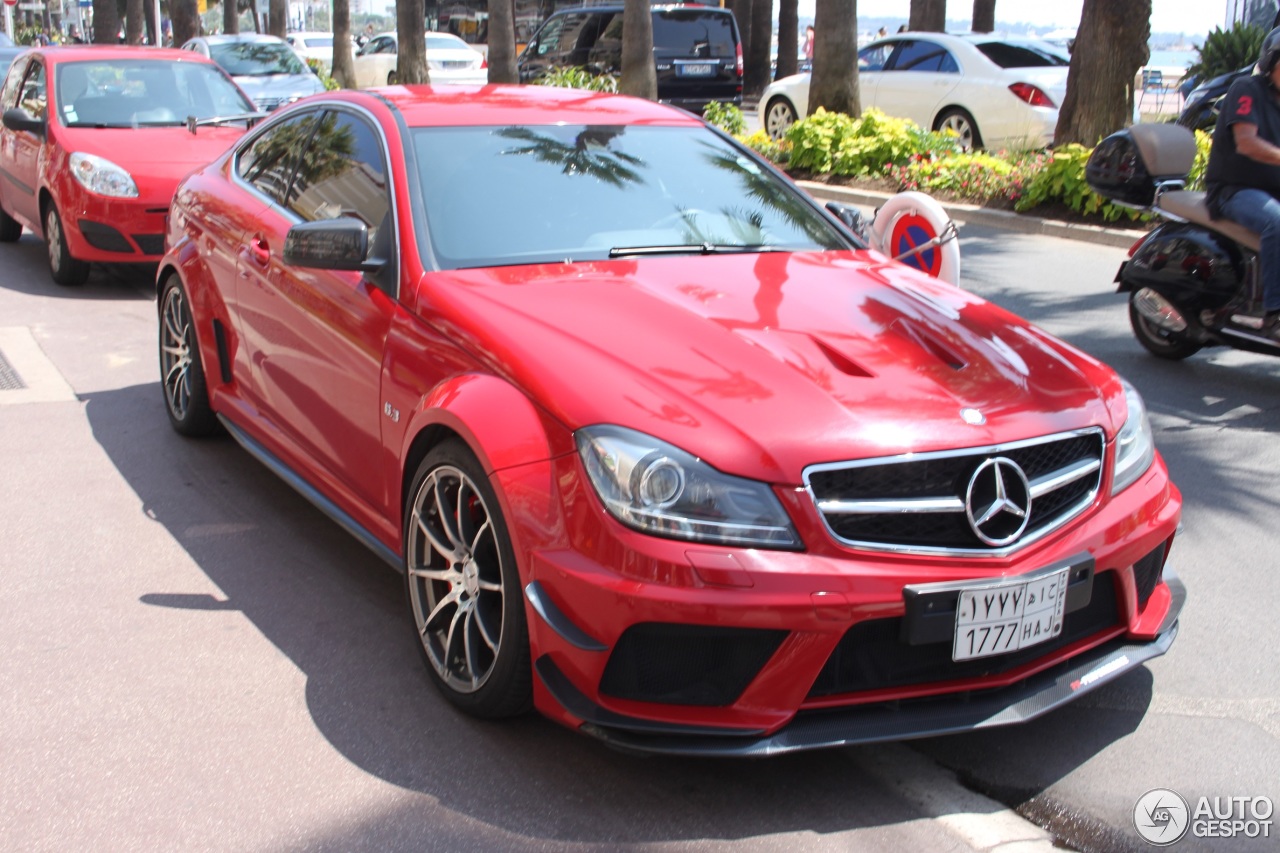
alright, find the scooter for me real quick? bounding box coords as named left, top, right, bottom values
left=1086, top=122, right=1278, bottom=360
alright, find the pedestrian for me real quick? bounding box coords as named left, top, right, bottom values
left=802, top=25, right=814, bottom=60
left=877, top=26, right=888, bottom=38
left=897, top=24, right=908, bottom=33
left=1206, top=25, right=1280, bottom=338
left=66, top=23, right=85, bottom=44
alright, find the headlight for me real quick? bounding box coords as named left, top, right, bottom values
left=1112, top=378, right=1155, bottom=494
left=575, top=425, right=801, bottom=549
left=69, top=152, right=139, bottom=198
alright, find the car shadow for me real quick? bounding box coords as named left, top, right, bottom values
left=0, top=232, right=156, bottom=300
left=83, top=381, right=1157, bottom=846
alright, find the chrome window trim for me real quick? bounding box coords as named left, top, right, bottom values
left=802, top=427, right=1105, bottom=558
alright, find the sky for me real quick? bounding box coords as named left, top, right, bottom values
left=793, top=1, right=1242, bottom=37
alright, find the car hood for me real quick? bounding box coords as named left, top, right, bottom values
left=423, top=252, right=1124, bottom=482
left=55, top=125, right=247, bottom=197
left=233, top=73, right=325, bottom=99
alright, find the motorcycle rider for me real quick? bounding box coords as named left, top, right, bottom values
left=1206, top=25, right=1280, bottom=339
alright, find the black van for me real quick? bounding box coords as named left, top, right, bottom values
left=517, top=4, right=743, bottom=113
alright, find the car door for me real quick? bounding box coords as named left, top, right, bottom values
left=0, top=56, right=46, bottom=230
left=869, top=39, right=962, bottom=129
left=855, top=41, right=893, bottom=111
left=235, top=106, right=396, bottom=512
left=354, top=35, right=396, bottom=87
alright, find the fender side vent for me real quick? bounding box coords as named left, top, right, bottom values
left=212, top=319, right=232, bottom=384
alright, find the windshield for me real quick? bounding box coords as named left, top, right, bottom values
left=412, top=124, right=846, bottom=269
left=426, top=34, right=467, bottom=50
left=56, top=60, right=256, bottom=128
left=210, top=42, right=308, bottom=76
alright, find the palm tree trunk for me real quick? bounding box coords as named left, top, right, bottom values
left=397, top=0, right=429, bottom=84
left=1054, top=0, right=1150, bottom=146
left=972, top=0, right=996, bottom=33
left=620, top=0, right=657, bottom=99
left=744, top=0, right=773, bottom=98
left=331, top=0, right=356, bottom=88
left=124, top=0, right=143, bottom=43
left=909, top=0, right=946, bottom=32
left=487, top=0, right=517, bottom=83
left=808, top=0, right=859, bottom=116
left=92, top=0, right=120, bottom=43
left=224, top=0, right=239, bottom=35
left=776, top=0, right=799, bottom=80
left=268, top=0, right=286, bottom=38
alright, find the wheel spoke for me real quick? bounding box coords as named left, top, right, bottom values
left=422, top=587, right=461, bottom=634
left=407, top=564, right=455, bottom=583
left=462, top=609, right=484, bottom=688
left=442, top=602, right=466, bottom=674
left=467, top=517, right=492, bottom=561
left=472, top=604, right=499, bottom=653
left=414, top=509, right=458, bottom=563
left=475, top=578, right=503, bottom=593
left=432, top=475, right=466, bottom=553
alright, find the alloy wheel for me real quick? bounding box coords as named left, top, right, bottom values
left=160, top=285, right=193, bottom=420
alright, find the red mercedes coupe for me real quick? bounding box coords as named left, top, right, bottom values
left=0, top=46, right=258, bottom=286
left=156, top=85, right=1184, bottom=755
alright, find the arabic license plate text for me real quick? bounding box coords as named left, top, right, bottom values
left=953, top=568, right=1068, bottom=661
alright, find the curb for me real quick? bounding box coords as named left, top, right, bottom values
left=798, top=181, right=1147, bottom=250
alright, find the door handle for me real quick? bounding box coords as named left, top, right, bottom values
left=248, top=237, right=270, bottom=267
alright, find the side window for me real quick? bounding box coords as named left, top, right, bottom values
left=373, top=36, right=397, bottom=55
left=533, top=15, right=567, bottom=56
left=892, top=40, right=957, bottom=73
left=236, top=111, right=322, bottom=205
left=1, top=57, right=28, bottom=109
left=19, top=61, right=47, bottom=120
left=858, top=43, right=894, bottom=72
left=287, top=110, right=391, bottom=245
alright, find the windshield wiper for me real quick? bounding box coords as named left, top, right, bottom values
left=186, top=112, right=269, bottom=134
left=608, top=243, right=783, bottom=258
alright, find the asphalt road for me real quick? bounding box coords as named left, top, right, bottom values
left=0, top=205, right=1276, bottom=852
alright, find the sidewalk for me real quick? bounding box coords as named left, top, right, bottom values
left=799, top=181, right=1148, bottom=250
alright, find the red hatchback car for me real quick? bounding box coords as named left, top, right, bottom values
left=0, top=46, right=258, bottom=286
left=158, top=85, right=1184, bottom=755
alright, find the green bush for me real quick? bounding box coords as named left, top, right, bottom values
left=784, top=108, right=956, bottom=177
left=703, top=102, right=746, bottom=136
left=738, top=129, right=790, bottom=164
left=1186, top=21, right=1265, bottom=81
left=306, top=59, right=341, bottom=91
left=1013, top=144, right=1141, bottom=222
left=887, top=151, right=1044, bottom=205
left=533, top=66, right=619, bottom=93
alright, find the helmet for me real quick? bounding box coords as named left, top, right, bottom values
left=1258, top=26, right=1280, bottom=76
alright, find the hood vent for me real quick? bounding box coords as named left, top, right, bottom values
left=892, top=319, right=968, bottom=371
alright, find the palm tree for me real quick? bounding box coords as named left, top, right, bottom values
left=807, top=0, right=859, bottom=117
left=776, top=0, right=799, bottom=80
left=224, top=0, right=240, bottom=35
left=488, top=0, right=517, bottom=83
left=396, top=0, right=429, bottom=84
left=972, top=0, right=996, bottom=33
left=269, top=0, right=286, bottom=38
left=620, top=0, right=656, bottom=99
left=909, top=0, right=945, bottom=32
left=744, top=0, right=772, bottom=98
left=125, top=0, right=143, bottom=44
left=331, top=0, right=356, bottom=88
left=92, top=0, right=120, bottom=44
left=1055, top=0, right=1151, bottom=146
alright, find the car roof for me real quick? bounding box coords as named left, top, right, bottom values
left=345, top=84, right=707, bottom=128
left=192, top=34, right=289, bottom=45
left=22, top=45, right=218, bottom=64
left=546, top=4, right=732, bottom=13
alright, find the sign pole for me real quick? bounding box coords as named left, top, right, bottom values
left=153, top=0, right=160, bottom=42
left=3, top=6, right=13, bottom=40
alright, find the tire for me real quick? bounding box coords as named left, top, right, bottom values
left=404, top=440, right=531, bottom=719
left=764, top=97, right=797, bottom=141
left=934, top=108, right=982, bottom=151
left=0, top=207, right=21, bottom=242
left=1128, top=295, right=1203, bottom=360
left=44, top=201, right=90, bottom=286
left=159, top=275, right=220, bottom=436
left=387, top=70, right=398, bottom=85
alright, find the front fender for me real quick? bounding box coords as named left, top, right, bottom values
left=1121, top=221, right=1247, bottom=310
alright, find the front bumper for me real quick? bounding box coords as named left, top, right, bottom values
left=535, top=567, right=1184, bottom=756
left=59, top=187, right=168, bottom=263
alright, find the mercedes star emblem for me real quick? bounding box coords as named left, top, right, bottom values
left=965, top=457, right=1032, bottom=546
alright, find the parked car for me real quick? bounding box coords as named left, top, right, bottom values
left=156, top=84, right=1184, bottom=754
left=0, top=46, right=258, bottom=286
left=518, top=4, right=743, bottom=113
left=0, top=32, right=21, bottom=81
left=760, top=32, right=1070, bottom=149
left=1177, top=64, right=1250, bottom=132
left=351, top=31, right=487, bottom=88
left=285, top=31, right=344, bottom=72
left=181, top=34, right=326, bottom=112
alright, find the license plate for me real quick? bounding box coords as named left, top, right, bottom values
left=677, top=63, right=714, bottom=77
left=952, top=567, right=1068, bottom=661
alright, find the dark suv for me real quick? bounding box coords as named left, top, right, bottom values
left=517, top=4, right=743, bottom=113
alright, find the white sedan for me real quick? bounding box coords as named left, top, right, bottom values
left=352, top=32, right=487, bottom=88
left=759, top=33, right=1069, bottom=151
left=285, top=32, right=348, bottom=72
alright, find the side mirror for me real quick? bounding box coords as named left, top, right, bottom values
left=284, top=218, right=370, bottom=271
left=825, top=201, right=871, bottom=245
left=3, top=107, right=46, bottom=138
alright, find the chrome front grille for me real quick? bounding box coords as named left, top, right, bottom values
left=804, top=429, right=1105, bottom=556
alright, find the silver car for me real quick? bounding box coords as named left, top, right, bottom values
left=181, top=33, right=326, bottom=112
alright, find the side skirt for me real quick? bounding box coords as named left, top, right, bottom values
left=218, top=414, right=402, bottom=571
